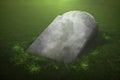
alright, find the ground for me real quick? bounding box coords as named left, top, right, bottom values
left=0, top=0, right=120, bottom=80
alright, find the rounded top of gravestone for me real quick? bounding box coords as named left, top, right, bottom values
left=62, top=11, right=94, bottom=20
left=62, top=11, right=97, bottom=28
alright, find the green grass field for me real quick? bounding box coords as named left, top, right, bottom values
left=0, top=0, right=120, bottom=80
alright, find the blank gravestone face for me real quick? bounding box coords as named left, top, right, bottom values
left=27, top=11, right=98, bottom=63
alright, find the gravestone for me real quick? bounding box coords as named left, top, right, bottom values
left=27, top=11, right=98, bottom=63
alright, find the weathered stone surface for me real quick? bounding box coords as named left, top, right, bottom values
left=27, top=11, right=98, bottom=63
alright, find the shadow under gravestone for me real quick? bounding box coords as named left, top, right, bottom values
left=77, top=30, right=111, bottom=59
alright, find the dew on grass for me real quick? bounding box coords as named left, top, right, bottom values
left=54, top=64, right=59, bottom=70
left=27, top=64, right=41, bottom=73
left=71, top=65, right=77, bottom=69
left=103, top=33, right=111, bottom=40
left=13, top=43, right=24, bottom=53
left=91, top=50, right=99, bottom=56
left=80, top=56, right=89, bottom=71
left=81, top=62, right=89, bottom=71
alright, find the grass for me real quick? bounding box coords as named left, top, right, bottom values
left=0, top=0, right=120, bottom=80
